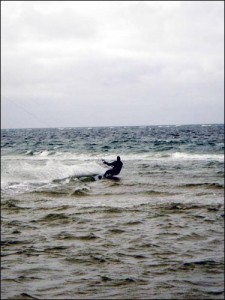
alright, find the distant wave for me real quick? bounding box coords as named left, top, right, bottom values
left=179, top=183, right=224, bottom=189
left=171, top=152, right=224, bottom=161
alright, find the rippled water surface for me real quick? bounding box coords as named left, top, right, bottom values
left=1, top=125, right=224, bottom=299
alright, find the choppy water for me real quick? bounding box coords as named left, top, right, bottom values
left=1, top=124, right=224, bottom=299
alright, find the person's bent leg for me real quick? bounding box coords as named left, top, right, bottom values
left=104, top=170, right=113, bottom=178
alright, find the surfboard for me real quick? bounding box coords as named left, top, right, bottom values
left=94, top=174, right=120, bottom=181
left=78, top=174, right=104, bottom=182
left=78, top=174, right=120, bottom=182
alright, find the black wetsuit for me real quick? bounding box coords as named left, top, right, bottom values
left=103, top=159, right=123, bottom=177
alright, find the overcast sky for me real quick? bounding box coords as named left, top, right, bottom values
left=2, top=1, right=224, bottom=128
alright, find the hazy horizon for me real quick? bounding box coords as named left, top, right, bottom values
left=1, top=122, right=224, bottom=131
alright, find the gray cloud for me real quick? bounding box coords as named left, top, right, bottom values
left=2, top=1, right=224, bottom=128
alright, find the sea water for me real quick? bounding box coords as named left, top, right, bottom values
left=1, top=124, right=224, bottom=299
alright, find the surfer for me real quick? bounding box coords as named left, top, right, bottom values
left=102, top=156, right=123, bottom=178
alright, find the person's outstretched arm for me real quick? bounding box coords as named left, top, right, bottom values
left=102, top=160, right=113, bottom=166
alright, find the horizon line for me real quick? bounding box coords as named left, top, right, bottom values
left=1, top=123, right=224, bottom=130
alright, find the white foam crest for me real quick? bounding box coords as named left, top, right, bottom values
left=1, top=159, right=106, bottom=197
left=37, top=151, right=224, bottom=162
left=171, top=152, right=224, bottom=161
left=2, top=149, right=224, bottom=163
left=2, top=182, right=38, bottom=195
left=42, top=160, right=105, bottom=180
left=101, top=152, right=224, bottom=162
left=34, top=151, right=105, bottom=161
left=39, top=150, right=56, bottom=157
left=1, top=159, right=105, bottom=185
left=2, top=151, right=100, bottom=161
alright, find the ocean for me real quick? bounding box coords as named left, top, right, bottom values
left=1, top=124, right=224, bottom=299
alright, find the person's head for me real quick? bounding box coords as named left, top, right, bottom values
left=117, top=156, right=120, bottom=161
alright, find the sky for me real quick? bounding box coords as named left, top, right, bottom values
left=1, top=1, right=224, bottom=128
